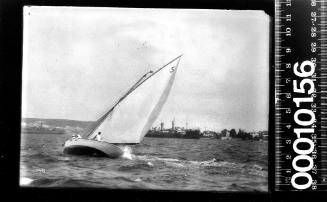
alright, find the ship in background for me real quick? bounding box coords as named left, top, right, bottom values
left=146, top=119, right=201, bottom=139
left=21, top=121, right=66, bottom=134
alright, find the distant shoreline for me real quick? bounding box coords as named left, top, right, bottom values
left=21, top=117, right=268, bottom=139
left=21, top=117, right=94, bottom=129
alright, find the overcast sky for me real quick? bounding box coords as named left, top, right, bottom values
left=22, top=6, right=270, bottom=131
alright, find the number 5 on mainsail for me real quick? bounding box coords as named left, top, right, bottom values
left=63, top=55, right=183, bottom=158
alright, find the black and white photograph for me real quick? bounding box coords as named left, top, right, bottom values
left=20, top=6, right=270, bottom=191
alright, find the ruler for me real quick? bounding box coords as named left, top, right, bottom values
left=275, top=0, right=327, bottom=191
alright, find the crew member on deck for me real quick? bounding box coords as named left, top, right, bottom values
left=72, top=133, right=82, bottom=141
left=96, top=132, right=102, bottom=141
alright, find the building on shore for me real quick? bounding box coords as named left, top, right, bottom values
left=201, top=130, right=217, bottom=139
left=221, top=130, right=232, bottom=140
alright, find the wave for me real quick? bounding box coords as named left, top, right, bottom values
left=135, top=155, right=179, bottom=162
left=23, top=176, right=145, bottom=188
left=228, top=183, right=263, bottom=192
left=28, top=177, right=97, bottom=187
left=119, top=146, right=135, bottom=160
left=132, top=155, right=267, bottom=176
left=28, top=152, right=73, bottom=163
left=112, top=176, right=142, bottom=183
left=118, top=162, right=154, bottom=172
left=28, top=153, right=59, bottom=163
left=115, top=147, right=266, bottom=177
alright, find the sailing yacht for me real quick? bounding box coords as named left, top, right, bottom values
left=63, top=55, right=182, bottom=158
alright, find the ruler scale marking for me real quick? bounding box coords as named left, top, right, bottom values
left=275, top=0, right=327, bottom=191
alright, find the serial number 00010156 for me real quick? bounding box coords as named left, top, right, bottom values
left=290, top=60, right=317, bottom=190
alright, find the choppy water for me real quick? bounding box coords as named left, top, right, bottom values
left=20, top=133, right=268, bottom=191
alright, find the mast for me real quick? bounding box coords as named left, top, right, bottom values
left=83, top=71, right=153, bottom=139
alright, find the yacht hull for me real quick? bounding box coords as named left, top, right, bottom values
left=63, top=139, right=123, bottom=158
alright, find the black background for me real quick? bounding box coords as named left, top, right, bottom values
left=0, top=0, right=326, bottom=201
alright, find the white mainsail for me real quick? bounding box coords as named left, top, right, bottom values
left=87, top=56, right=181, bottom=144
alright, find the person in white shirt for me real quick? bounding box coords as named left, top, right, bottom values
left=96, top=132, right=102, bottom=141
